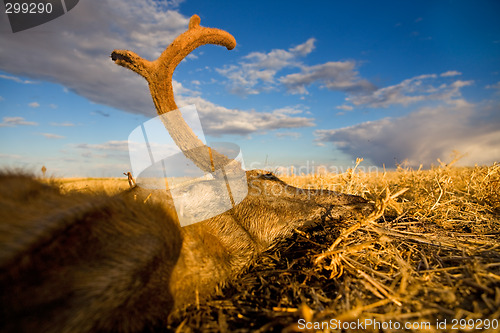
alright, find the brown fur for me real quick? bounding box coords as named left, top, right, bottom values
left=0, top=170, right=372, bottom=332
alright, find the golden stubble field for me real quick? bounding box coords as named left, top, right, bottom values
left=55, top=161, right=499, bottom=332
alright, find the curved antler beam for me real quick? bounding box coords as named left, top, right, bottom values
left=111, top=15, right=236, bottom=173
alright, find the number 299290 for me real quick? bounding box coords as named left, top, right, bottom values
left=5, top=2, right=53, bottom=14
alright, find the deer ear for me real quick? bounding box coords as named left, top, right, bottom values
left=188, top=15, right=201, bottom=30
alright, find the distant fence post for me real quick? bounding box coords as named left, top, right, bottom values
left=123, top=172, right=137, bottom=188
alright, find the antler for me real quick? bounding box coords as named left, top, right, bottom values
left=111, top=15, right=236, bottom=173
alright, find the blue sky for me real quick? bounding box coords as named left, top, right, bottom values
left=1, top=0, right=499, bottom=177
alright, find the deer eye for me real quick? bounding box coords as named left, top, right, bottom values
left=260, top=173, right=279, bottom=181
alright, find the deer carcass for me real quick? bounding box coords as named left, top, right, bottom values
left=0, top=15, right=373, bottom=333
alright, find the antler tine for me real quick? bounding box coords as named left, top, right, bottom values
left=112, top=14, right=237, bottom=174
left=110, top=50, right=153, bottom=81
left=112, top=14, right=236, bottom=114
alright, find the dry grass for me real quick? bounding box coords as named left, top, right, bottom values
left=167, top=161, right=500, bottom=332
left=57, top=177, right=130, bottom=195
left=58, top=161, right=499, bottom=332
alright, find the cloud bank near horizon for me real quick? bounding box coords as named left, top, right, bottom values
left=315, top=100, right=500, bottom=167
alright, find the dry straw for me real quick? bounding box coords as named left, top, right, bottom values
left=166, top=159, right=499, bottom=332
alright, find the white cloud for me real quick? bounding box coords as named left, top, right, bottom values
left=275, top=131, right=301, bottom=139
left=315, top=100, right=500, bottom=167
left=348, top=74, right=473, bottom=108
left=336, top=104, right=354, bottom=111
left=440, top=70, right=462, bottom=77
left=289, top=38, right=316, bottom=56
left=0, top=117, right=38, bottom=127
left=50, top=122, right=75, bottom=127
left=0, top=74, right=37, bottom=84
left=76, top=140, right=130, bottom=151
left=217, top=37, right=377, bottom=97
left=280, top=61, right=376, bottom=95
left=216, top=38, right=316, bottom=95
left=40, top=133, right=65, bottom=139
left=0, top=0, right=190, bottom=116
left=0, top=153, right=22, bottom=159
left=173, top=80, right=200, bottom=97
left=0, top=96, right=4, bottom=101
left=485, top=81, right=500, bottom=93
left=28, top=102, right=40, bottom=108
left=180, top=96, right=315, bottom=136
left=73, top=140, right=136, bottom=162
